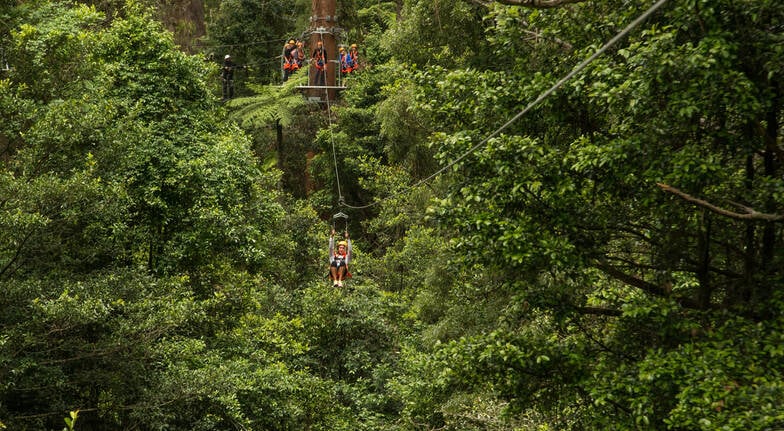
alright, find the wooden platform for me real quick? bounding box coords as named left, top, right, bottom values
left=295, top=85, right=346, bottom=90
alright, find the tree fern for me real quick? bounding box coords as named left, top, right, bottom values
left=226, top=72, right=308, bottom=128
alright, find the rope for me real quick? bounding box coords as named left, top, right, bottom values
left=326, top=89, right=343, bottom=201
left=319, top=31, right=343, bottom=202
left=337, top=0, right=669, bottom=210
left=190, top=37, right=288, bottom=50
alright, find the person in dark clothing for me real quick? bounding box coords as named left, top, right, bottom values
left=282, top=39, right=297, bottom=82
left=221, top=54, right=240, bottom=100
left=311, top=40, right=327, bottom=86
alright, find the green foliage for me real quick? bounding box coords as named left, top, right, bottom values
left=296, top=281, right=405, bottom=429
left=376, top=75, right=435, bottom=177
left=0, top=2, right=296, bottom=429
left=225, top=72, right=318, bottom=196
left=382, top=0, right=488, bottom=68
left=271, top=199, right=326, bottom=288
left=228, top=73, right=308, bottom=128
left=3, top=0, right=784, bottom=430
left=379, top=0, right=784, bottom=429
left=10, top=2, right=103, bottom=101
left=204, top=0, right=304, bottom=85
left=589, top=311, right=784, bottom=430
left=63, top=410, right=78, bottom=431
left=339, top=0, right=398, bottom=65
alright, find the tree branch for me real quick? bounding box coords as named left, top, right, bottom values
left=593, top=260, right=701, bottom=309
left=594, top=260, right=669, bottom=297
left=657, top=183, right=784, bottom=222
left=575, top=306, right=622, bottom=317
left=0, top=227, right=35, bottom=280
left=521, top=28, right=573, bottom=50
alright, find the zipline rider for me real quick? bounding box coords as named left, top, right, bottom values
left=328, top=229, right=351, bottom=287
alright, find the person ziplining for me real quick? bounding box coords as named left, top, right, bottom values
left=328, top=229, right=351, bottom=287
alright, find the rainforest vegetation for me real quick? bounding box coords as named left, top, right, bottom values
left=1, top=0, right=783, bottom=429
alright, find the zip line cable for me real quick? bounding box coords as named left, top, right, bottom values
left=326, top=82, right=343, bottom=203
left=317, top=31, right=344, bottom=204
left=333, top=0, right=669, bottom=211
left=190, top=37, right=289, bottom=50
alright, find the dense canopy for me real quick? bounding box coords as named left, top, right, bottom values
left=0, top=0, right=782, bottom=430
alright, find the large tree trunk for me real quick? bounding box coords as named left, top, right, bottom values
left=159, top=0, right=207, bottom=53
left=761, top=91, right=780, bottom=272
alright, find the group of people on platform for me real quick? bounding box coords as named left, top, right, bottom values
left=219, top=39, right=361, bottom=100
left=282, top=38, right=360, bottom=85
left=339, top=44, right=359, bottom=76
left=282, top=39, right=307, bottom=82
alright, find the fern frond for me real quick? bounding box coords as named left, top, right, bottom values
left=225, top=73, right=307, bottom=128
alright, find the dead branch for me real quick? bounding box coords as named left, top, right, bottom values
left=657, top=183, right=784, bottom=222
left=575, top=306, right=622, bottom=317
left=522, top=28, right=574, bottom=50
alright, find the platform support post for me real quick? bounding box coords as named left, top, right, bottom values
left=308, top=0, right=338, bottom=101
